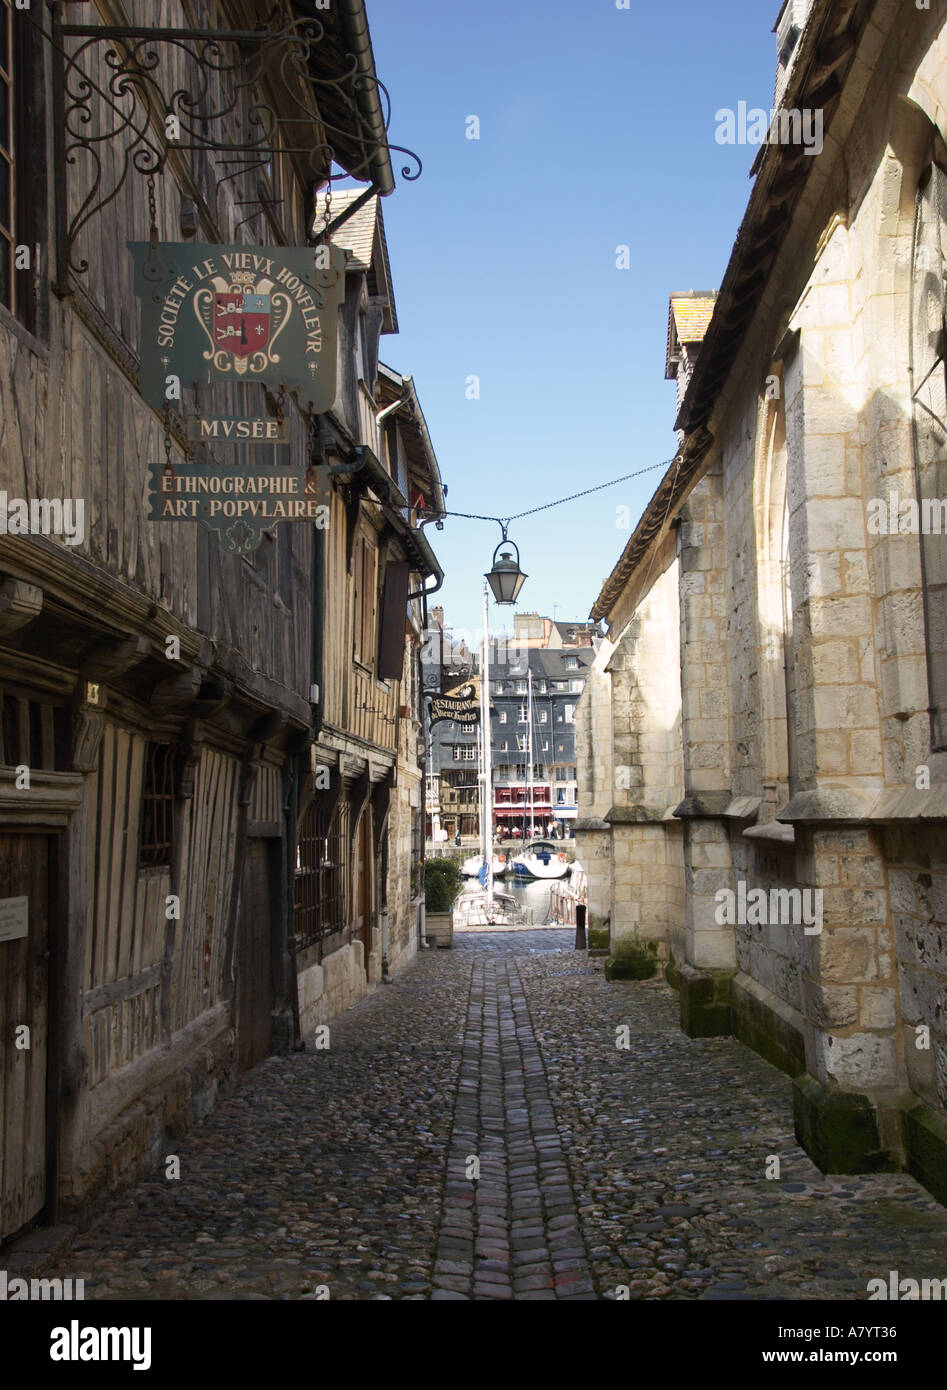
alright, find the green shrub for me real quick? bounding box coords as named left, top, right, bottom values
left=424, top=857, right=461, bottom=912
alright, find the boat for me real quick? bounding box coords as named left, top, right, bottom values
left=510, top=839, right=570, bottom=880
left=454, top=886, right=529, bottom=928
left=461, top=853, right=507, bottom=878
left=549, top=860, right=587, bottom=924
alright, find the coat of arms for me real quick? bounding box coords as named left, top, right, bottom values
left=194, top=271, right=292, bottom=377
left=130, top=241, right=347, bottom=412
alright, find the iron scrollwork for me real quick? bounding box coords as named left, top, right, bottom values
left=34, top=10, right=422, bottom=285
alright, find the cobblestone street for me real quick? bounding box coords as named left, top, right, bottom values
left=24, top=930, right=947, bottom=1301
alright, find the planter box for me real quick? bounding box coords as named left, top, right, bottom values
left=425, top=910, right=454, bottom=949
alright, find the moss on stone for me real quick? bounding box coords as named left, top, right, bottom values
left=678, top=964, right=733, bottom=1038
left=587, top=927, right=610, bottom=952
left=605, top=950, right=657, bottom=982
left=731, top=981, right=806, bottom=1079
left=792, top=1073, right=892, bottom=1174
left=903, top=1102, right=947, bottom=1207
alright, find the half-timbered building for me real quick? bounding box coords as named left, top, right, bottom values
left=0, top=0, right=442, bottom=1241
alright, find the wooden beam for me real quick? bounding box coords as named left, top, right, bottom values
left=0, top=578, right=43, bottom=637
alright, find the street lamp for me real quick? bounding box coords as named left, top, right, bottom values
left=486, top=533, right=527, bottom=605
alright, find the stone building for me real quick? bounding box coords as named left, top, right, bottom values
left=0, top=0, right=441, bottom=1241
left=576, top=0, right=947, bottom=1202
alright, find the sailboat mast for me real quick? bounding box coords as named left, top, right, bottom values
left=480, top=582, right=493, bottom=908
left=527, top=666, right=534, bottom=841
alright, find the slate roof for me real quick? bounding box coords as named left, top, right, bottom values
left=313, top=189, right=398, bottom=333
left=665, top=293, right=717, bottom=380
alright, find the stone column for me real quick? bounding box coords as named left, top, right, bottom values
left=779, top=222, right=904, bottom=1170
left=674, top=465, right=737, bottom=1034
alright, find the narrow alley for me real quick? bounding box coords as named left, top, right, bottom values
left=18, top=929, right=947, bottom=1303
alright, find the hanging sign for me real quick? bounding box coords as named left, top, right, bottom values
left=146, top=461, right=330, bottom=553
left=128, top=241, right=347, bottom=413
left=187, top=415, right=289, bottom=444
left=428, top=678, right=481, bottom=727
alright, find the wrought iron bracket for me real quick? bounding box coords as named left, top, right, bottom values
left=35, top=6, right=421, bottom=290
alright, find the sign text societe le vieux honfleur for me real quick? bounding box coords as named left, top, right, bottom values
left=130, top=240, right=346, bottom=551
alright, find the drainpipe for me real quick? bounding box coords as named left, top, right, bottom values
left=376, top=392, right=410, bottom=428
left=381, top=906, right=390, bottom=980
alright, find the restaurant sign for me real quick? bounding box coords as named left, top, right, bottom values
left=129, top=242, right=347, bottom=413
left=428, top=679, right=481, bottom=727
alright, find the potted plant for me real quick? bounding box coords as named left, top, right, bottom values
left=423, top=857, right=460, bottom=949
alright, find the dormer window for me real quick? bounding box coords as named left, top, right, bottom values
left=776, top=0, right=807, bottom=72
left=778, top=21, right=799, bottom=67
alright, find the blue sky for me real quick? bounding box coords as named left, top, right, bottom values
left=362, top=0, right=778, bottom=640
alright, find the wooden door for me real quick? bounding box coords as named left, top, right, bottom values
left=354, top=811, right=372, bottom=971
left=0, top=833, right=50, bottom=1242
left=235, top=840, right=273, bottom=1074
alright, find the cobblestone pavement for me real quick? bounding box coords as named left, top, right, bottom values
left=16, top=930, right=947, bottom=1300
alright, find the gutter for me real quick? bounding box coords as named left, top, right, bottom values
left=675, top=0, right=876, bottom=437
left=401, top=376, right=446, bottom=519
left=335, top=0, right=396, bottom=197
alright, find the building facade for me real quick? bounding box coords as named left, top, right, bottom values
left=577, top=0, right=947, bottom=1203
left=424, top=622, right=593, bottom=843
left=0, top=0, right=442, bottom=1241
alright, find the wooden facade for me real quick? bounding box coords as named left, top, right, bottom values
left=0, top=0, right=443, bottom=1240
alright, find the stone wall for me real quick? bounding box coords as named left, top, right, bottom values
left=297, top=941, right=368, bottom=1040
left=583, top=0, right=947, bottom=1199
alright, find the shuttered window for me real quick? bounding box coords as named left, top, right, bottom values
left=353, top=533, right=377, bottom=669
left=0, top=0, right=42, bottom=334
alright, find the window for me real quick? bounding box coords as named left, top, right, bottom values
left=516, top=681, right=527, bottom=694
left=1, top=690, right=70, bottom=769
left=294, top=797, right=347, bottom=950
left=565, top=656, right=578, bottom=669
left=518, top=704, right=527, bottom=722
left=553, top=681, right=566, bottom=691
left=570, top=679, right=583, bottom=693
left=517, top=735, right=527, bottom=752
left=353, top=533, right=377, bottom=668
left=542, top=741, right=549, bottom=751
left=538, top=709, right=547, bottom=723
left=462, top=745, right=476, bottom=761
left=499, top=710, right=507, bottom=724
left=555, top=766, right=567, bottom=781
left=535, top=681, right=546, bottom=693
left=140, top=742, right=180, bottom=868
left=500, top=740, right=508, bottom=752
left=556, top=789, right=566, bottom=805
left=0, top=1, right=43, bottom=335
left=564, top=705, right=575, bottom=723
left=452, top=746, right=461, bottom=761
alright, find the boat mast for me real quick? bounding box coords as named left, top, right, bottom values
left=527, top=665, right=534, bottom=841
left=476, top=720, right=483, bottom=863
left=480, top=581, right=493, bottom=908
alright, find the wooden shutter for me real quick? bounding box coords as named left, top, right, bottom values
left=377, top=561, right=410, bottom=680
